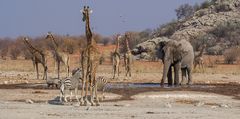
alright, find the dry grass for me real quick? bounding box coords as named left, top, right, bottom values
left=0, top=46, right=240, bottom=84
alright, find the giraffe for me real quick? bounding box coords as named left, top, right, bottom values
left=23, top=37, right=48, bottom=80
left=112, top=34, right=121, bottom=79
left=123, top=33, right=133, bottom=79
left=80, top=6, right=101, bottom=106
left=45, top=32, right=70, bottom=79
left=194, top=45, right=206, bottom=72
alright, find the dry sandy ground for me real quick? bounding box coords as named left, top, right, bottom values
left=0, top=61, right=240, bottom=119
left=0, top=89, right=239, bottom=119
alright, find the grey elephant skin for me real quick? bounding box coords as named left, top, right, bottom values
left=132, top=37, right=194, bottom=86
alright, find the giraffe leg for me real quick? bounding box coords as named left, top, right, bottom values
left=201, top=63, right=205, bottom=73
left=54, top=60, right=57, bottom=74
left=58, top=61, right=60, bottom=79
left=67, top=57, right=70, bottom=77
left=36, top=63, right=39, bottom=80
left=89, top=68, right=95, bottom=106
left=129, top=65, right=132, bottom=78
left=95, top=81, right=100, bottom=106
left=112, top=64, right=116, bottom=79
left=84, top=78, right=89, bottom=106
left=80, top=78, right=85, bottom=105
left=89, top=80, right=95, bottom=106
left=117, top=63, right=120, bottom=78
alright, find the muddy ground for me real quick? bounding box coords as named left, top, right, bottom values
left=0, top=68, right=240, bottom=119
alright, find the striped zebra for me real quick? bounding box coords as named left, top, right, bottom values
left=59, top=68, right=81, bottom=103
left=91, top=76, right=109, bottom=105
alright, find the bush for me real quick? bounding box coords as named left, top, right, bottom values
left=9, top=44, right=21, bottom=60
left=154, top=20, right=178, bottom=37
left=215, top=2, right=232, bottom=12
left=200, top=0, right=215, bottom=9
left=175, top=4, right=194, bottom=20
left=223, top=47, right=240, bottom=64
left=0, top=48, right=8, bottom=60
left=211, top=21, right=240, bottom=38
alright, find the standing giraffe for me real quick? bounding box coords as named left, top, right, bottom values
left=23, top=37, right=48, bottom=80
left=194, top=45, right=206, bottom=72
left=80, top=6, right=101, bottom=106
left=112, top=34, right=121, bottom=79
left=45, top=32, right=70, bottom=79
left=123, top=33, right=133, bottom=79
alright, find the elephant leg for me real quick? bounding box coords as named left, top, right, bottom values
left=161, top=61, right=171, bottom=86
left=174, top=63, right=181, bottom=86
left=187, top=67, right=193, bottom=85
left=167, top=67, right=173, bottom=86
left=181, top=68, right=187, bottom=85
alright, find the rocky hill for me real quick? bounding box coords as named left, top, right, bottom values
left=171, top=0, right=240, bottom=41
left=134, top=0, right=240, bottom=60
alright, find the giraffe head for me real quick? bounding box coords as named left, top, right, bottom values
left=23, top=37, right=29, bottom=41
left=45, top=32, right=54, bottom=39
left=116, top=34, right=122, bottom=41
left=81, top=6, right=92, bottom=22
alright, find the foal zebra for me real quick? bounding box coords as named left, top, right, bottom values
left=93, top=76, right=109, bottom=103
left=59, top=68, right=81, bottom=103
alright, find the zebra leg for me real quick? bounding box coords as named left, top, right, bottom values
left=102, top=87, right=106, bottom=100
left=69, top=91, right=73, bottom=102
left=64, top=89, right=68, bottom=102
left=59, top=91, right=63, bottom=102
left=75, top=87, right=80, bottom=103
left=59, top=84, right=64, bottom=102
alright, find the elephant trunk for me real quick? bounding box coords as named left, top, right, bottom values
left=161, top=60, right=171, bottom=86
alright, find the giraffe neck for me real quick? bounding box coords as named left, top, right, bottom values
left=125, top=38, right=130, bottom=52
left=85, top=14, right=94, bottom=45
left=24, top=40, right=42, bottom=54
left=115, top=38, right=120, bottom=53
left=50, top=36, right=59, bottom=50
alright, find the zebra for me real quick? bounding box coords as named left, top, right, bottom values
left=96, top=76, right=109, bottom=100
left=90, top=76, right=109, bottom=105
left=59, top=68, right=82, bottom=103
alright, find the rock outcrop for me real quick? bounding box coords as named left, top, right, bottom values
left=135, top=0, right=240, bottom=58
left=171, top=0, right=240, bottom=41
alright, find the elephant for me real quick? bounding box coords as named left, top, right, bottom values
left=132, top=37, right=194, bottom=86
